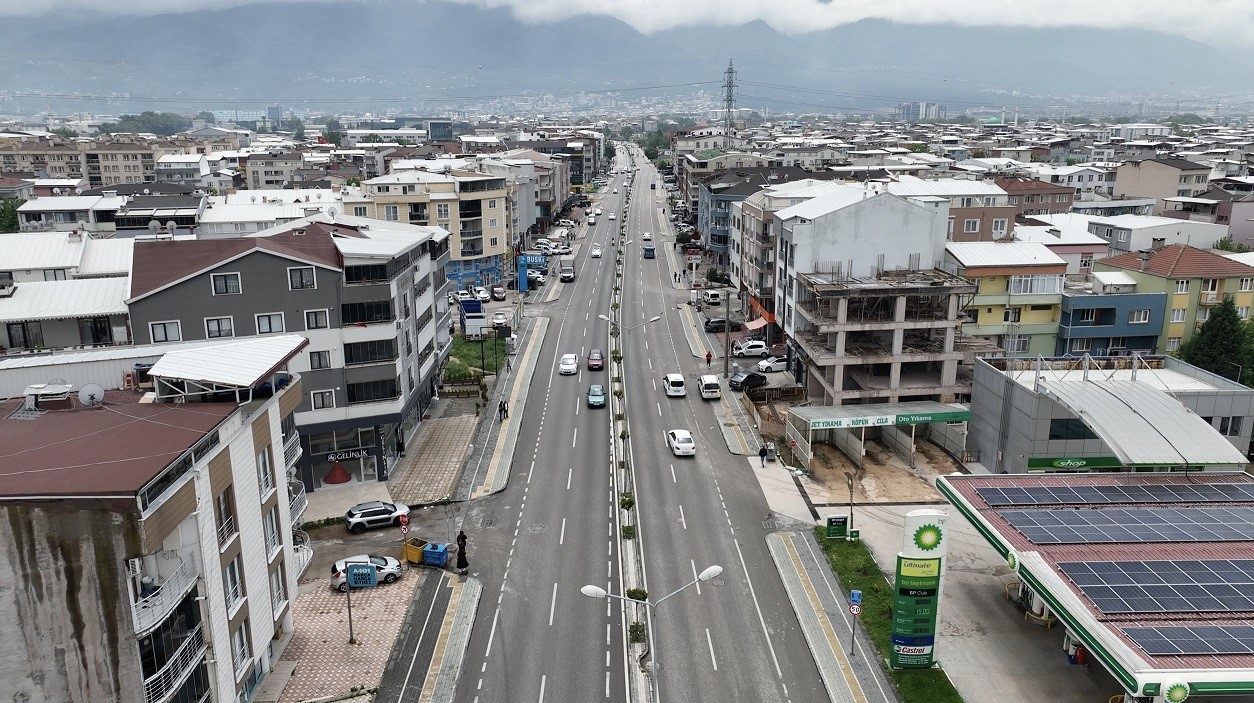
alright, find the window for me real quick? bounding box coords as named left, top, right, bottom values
left=347, top=378, right=400, bottom=404
left=257, top=446, right=274, bottom=496
left=1009, top=274, right=1064, bottom=295
left=1242, top=278, right=1253, bottom=292
left=383, top=205, right=398, bottom=221
left=1071, top=338, right=1091, bottom=352
left=1128, top=309, right=1150, bottom=324
left=958, top=197, right=973, bottom=208
left=149, top=320, right=181, bottom=343
left=263, top=507, right=281, bottom=557
left=1220, top=416, right=1243, bottom=437
left=1009, top=196, right=1019, bottom=204
left=992, top=219, right=1007, bottom=235
left=43, top=269, right=66, bottom=281
left=211, top=272, right=241, bottom=295
left=1167, top=337, right=1182, bottom=351
left=436, top=203, right=450, bottom=219
left=353, top=205, right=368, bottom=217
left=255, top=313, right=284, bottom=334
left=1110, top=336, right=1126, bottom=348
left=269, top=564, right=287, bottom=609
left=1049, top=418, right=1099, bottom=441
left=311, top=390, right=335, bottom=409
left=1079, top=253, right=1093, bottom=269
left=1171, top=308, right=1186, bottom=323
left=490, top=237, right=498, bottom=246
left=1003, top=307, right=1021, bottom=323
left=288, top=267, right=316, bottom=290
left=344, top=339, right=398, bottom=365
left=1055, top=194, right=1068, bottom=203
left=488, top=199, right=498, bottom=209
left=1197, top=308, right=1210, bottom=322
left=1079, top=308, right=1096, bottom=323
left=1175, top=280, right=1190, bottom=294
left=1118, top=230, right=1128, bottom=243
left=963, top=219, right=980, bottom=233
left=230, top=619, right=251, bottom=671
left=224, top=557, right=244, bottom=610
left=489, top=218, right=498, bottom=229
left=1241, top=307, right=1251, bottom=320
left=983, top=197, right=995, bottom=206
left=309, top=350, right=331, bottom=369
left=305, top=309, right=329, bottom=329
left=205, top=316, right=234, bottom=338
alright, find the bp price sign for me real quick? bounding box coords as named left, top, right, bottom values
left=890, top=556, right=941, bottom=668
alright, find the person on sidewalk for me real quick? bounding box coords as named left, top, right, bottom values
left=705, top=351, right=713, bottom=368
left=759, top=444, right=768, bottom=467
left=456, top=545, right=469, bottom=575
left=506, top=356, right=513, bottom=372
left=497, top=400, right=505, bottom=422
left=502, top=399, right=509, bottom=419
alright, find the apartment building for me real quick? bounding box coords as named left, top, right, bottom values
left=994, top=176, right=1072, bottom=218
left=156, top=154, right=211, bottom=185
left=247, top=152, right=304, bottom=189
left=943, top=241, right=1067, bottom=356
left=364, top=167, right=508, bottom=287
left=677, top=151, right=777, bottom=221
left=1029, top=212, right=1228, bottom=256
left=874, top=175, right=1017, bottom=241
left=1055, top=272, right=1168, bottom=356
left=1010, top=223, right=1109, bottom=276
left=1016, top=163, right=1115, bottom=198
left=696, top=166, right=827, bottom=266
left=1094, top=244, right=1254, bottom=353
left=125, top=215, right=452, bottom=491
left=16, top=192, right=128, bottom=234
left=0, top=336, right=311, bottom=703
left=774, top=189, right=992, bottom=404
left=1113, top=157, right=1212, bottom=214
left=86, top=142, right=160, bottom=187
left=1162, top=188, right=1254, bottom=245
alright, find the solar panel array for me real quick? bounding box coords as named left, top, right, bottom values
left=1058, top=560, right=1254, bottom=614
left=977, top=483, right=1254, bottom=507
left=998, top=507, right=1254, bottom=544
left=1123, top=625, right=1254, bottom=656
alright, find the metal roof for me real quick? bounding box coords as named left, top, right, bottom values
left=0, top=277, right=129, bottom=323
left=774, top=185, right=874, bottom=221
left=149, top=334, right=308, bottom=388
left=77, top=237, right=134, bottom=277
left=1038, top=379, right=1247, bottom=467
left=881, top=174, right=1007, bottom=197
left=1089, top=271, right=1138, bottom=286
left=0, top=232, right=85, bottom=269
left=17, top=195, right=127, bottom=212
left=945, top=241, right=1067, bottom=268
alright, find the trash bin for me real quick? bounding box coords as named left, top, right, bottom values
left=766, top=442, right=778, bottom=463
left=422, top=543, right=449, bottom=567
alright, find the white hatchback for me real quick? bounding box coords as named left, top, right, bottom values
left=666, top=429, right=696, bottom=457
left=591, top=246, right=603, bottom=258
left=558, top=354, right=579, bottom=375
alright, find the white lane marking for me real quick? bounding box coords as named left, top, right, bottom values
left=670, top=464, right=677, bottom=483
left=560, top=517, right=567, bottom=545
left=648, top=358, right=653, bottom=370
left=528, top=460, right=535, bottom=483
left=567, top=467, right=573, bottom=490
left=691, top=559, right=702, bottom=595
left=549, top=582, right=558, bottom=626
left=657, top=402, right=662, bottom=416
left=678, top=504, right=687, bottom=530
left=651, top=378, right=657, bottom=391
left=644, top=339, right=648, bottom=349
left=706, top=628, right=718, bottom=670
left=484, top=606, right=501, bottom=656
left=605, top=671, right=611, bottom=698
left=572, top=428, right=578, bottom=447
left=576, top=399, right=580, bottom=416
left=538, top=674, right=547, bottom=703
left=606, top=623, right=612, bottom=646
left=735, top=538, right=784, bottom=678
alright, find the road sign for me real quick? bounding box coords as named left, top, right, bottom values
left=401, top=525, right=409, bottom=535
left=826, top=515, right=848, bottom=539
left=398, top=514, right=409, bottom=526
left=850, top=589, right=862, bottom=605
left=850, top=604, right=862, bottom=616
left=346, top=563, right=377, bottom=589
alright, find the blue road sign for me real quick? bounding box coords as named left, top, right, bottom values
left=850, top=589, right=862, bottom=605
left=346, top=563, right=377, bottom=589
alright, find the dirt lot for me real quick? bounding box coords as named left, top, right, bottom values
left=802, top=435, right=961, bottom=504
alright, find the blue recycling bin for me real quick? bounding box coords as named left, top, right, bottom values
left=422, top=543, right=448, bottom=567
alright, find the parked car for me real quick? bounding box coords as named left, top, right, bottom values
left=733, top=340, right=770, bottom=357
left=587, top=348, right=605, bottom=370
left=330, top=554, right=403, bottom=592
left=490, top=284, right=507, bottom=301
left=757, top=356, right=788, bottom=373
left=559, top=353, right=579, bottom=375
left=343, top=501, right=410, bottom=534
left=591, top=245, right=603, bottom=258
left=554, top=243, right=572, bottom=255
left=704, top=317, right=744, bottom=333
left=456, top=290, right=472, bottom=302
left=492, top=311, right=509, bottom=327
left=473, top=286, right=490, bottom=302
left=728, top=371, right=768, bottom=392
left=595, top=208, right=603, bottom=215
left=587, top=384, right=607, bottom=408
left=666, top=429, right=696, bottom=457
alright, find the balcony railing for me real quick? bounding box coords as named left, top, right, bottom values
left=460, top=228, right=484, bottom=239
left=292, top=529, right=313, bottom=576
left=460, top=248, right=485, bottom=257
left=131, top=557, right=200, bottom=635
left=283, top=432, right=301, bottom=468
left=216, top=515, right=237, bottom=549
left=265, top=530, right=282, bottom=559
left=1199, top=292, right=1222, bottom=306
left=233, top=645, right=253, bottom=680
left=224, top=580, right=244, bottom=613
left=289, top=480, right=308, bottom=523
left=143, top=622, right=206, bottom=703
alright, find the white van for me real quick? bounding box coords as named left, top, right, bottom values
left=587, top=217, right=596, bottom=226
left=702, top=290, right=722, bottom=306
left=663, top=373, right=686, bottom=397
left=699, top=374, right=721, bottom=399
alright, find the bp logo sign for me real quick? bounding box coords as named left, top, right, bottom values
left=1164, top=682, right=1190, bottom=702
left=1007, top=552, right=1019, bottom=572
left=913, top=523, right=943, bottom=551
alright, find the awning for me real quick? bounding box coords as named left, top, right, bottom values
left=744, top=317, right=768, bottom=330
left=149, top=335, right=308, bottom=388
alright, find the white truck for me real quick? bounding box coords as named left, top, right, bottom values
left=559, top=256, right=576, bottom=282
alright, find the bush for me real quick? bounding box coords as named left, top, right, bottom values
left=619, top=493, right=635, bottom=510
left=629, top=621, right=647, bottom=643
left=621, top=525, right=636, bottom=539
left=625, top=587, right=648, bottom=601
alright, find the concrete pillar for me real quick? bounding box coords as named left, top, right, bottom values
left=837, top=297, right=848, bottom=325
left=895, top=294, right=907, bottom=322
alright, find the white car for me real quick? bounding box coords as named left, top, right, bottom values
left=492, top=311, right=509, bottom=327
left=595, top=208, right=603, bottom=215
left=666, top=429, right=696, bottom=457
left=641, top=232, right=652, bottom=241
left=330, top=554, right=403, bottom=592
left=757, top=356, right=788, bottom=373
left=473, top=286, right=490, bottom=302
left=558, top=353, right=578, bottom=375
left=612, top=189, right=618, bottom=194
left=456, top=290, right=472, bottom=302
left=608, top=213, right=616, bottom=221
left=733, top=340, right=770, bottom=358
left=591, top=246, right=603, bottom=258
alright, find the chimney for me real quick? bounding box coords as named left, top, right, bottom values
left=1151, top=237, right=1166, bottom=250
left=332, top=184, right=342, bottom=193
left=1138, top=250, right=1152, bottom=271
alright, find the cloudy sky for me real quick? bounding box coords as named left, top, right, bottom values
left=6, top=0, right=1252, bottom=46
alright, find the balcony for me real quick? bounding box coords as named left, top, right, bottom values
left=460, top=228, right=484, bottom=239
left=233, top=645, right=253, bottom=681
left=224, top=579, right=244, bottom=614
left=289, top=480, right=308, bottom=523
left=216, top=515, right=238, bottom=550
left=1199, top=292, right=1222, bottom=306
left=283, top=432, right=301, bottom=469
left=292, top=529, right=313, bottom=576
left=460, top=248, right=485, bottom=258
left=131, top=556, right=200, bottom=635
left=143, top=622, right=206, bottom=703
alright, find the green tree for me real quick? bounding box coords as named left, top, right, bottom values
left=195, top=111, right=216, bottom=123
left=361, top=133, right=384, bottom=143
left=0, top=198, right=24, bottom=233
left=1213, top=236, right=1252, bottom=254
left=289, top=117, right=305, bottom=140
left=321, top=129, right=342, bottom=146
left=49, top=127, right=77, bottom=139
left=1177, top=296, right=1245, bottom=380
left=644, top=145, right=659, bottom=161
left=619, top=126, right=634, bottom=140
left=99, top=111, right=191, bottom=136
left=907, top=143, right=929, bottom=153
left=604, top=142, right=616, bottom=161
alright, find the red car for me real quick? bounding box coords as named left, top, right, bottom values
left=587, top=348, right=605, bottom=371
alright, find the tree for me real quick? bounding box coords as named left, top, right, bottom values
left=644, top=145, right=659, bottom=161
left=360, top=133, right=385, bottom=143
left=49, top=127, right=77, bottom=139
left=907, top=143, right=930, bottom=153
left=289, top=117, right=305, bottom=140
left=1177, top=296, right=1245, bottom=380
left=195, top=111, right=216, bottom=123
left=99, top=111, right=191, bottom=136
left=1213, top=236, right=1252, bottom=254
left=619, top=126, right=634, bottom=140
left=0, top=198, right=23, bottom=233
left=321, top=129, right=342, bottom=146
left=604, top=142, right=616, bottom=161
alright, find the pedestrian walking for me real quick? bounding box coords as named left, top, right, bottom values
left=456, top=530, right=467, bottom=552
left=759, top=444, right=768, bottom=467
left=503, top=399, right=509, bottom=419
left=497, top=400, right=506, bottom=422
left=456, top=546, right=469, bottom=575
left=705, top=351, right=713, bottom=368
left=506, top=356, right=513, bottom=372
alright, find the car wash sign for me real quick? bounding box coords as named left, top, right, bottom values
left=890, top=509, right=948, bottom=669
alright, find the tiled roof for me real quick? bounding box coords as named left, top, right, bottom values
left=1098, top=244, right=1254, bottom=278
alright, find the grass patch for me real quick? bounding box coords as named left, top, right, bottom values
left=450, top=334, right=505, bottom=375
left=812, top=527, right=965, bottom=703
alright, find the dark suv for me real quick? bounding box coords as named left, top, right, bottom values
left=704, top=317, right=744, bottom=333
left=728, top=371, right=768, bottom=391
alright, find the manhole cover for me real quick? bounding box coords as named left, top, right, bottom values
left=481, top=517, right=496, bottom=527
left=762, top=520, right=775, bottom=530
left=710, top=578, right=726, bottom=587
left=528, top=524, right=548, bottom=533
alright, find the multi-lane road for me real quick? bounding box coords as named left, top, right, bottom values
left=454, top=146, right=827, bottom=703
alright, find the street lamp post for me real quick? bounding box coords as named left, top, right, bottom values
left=844, top=471, right=855, bottom=538
left=581, top=564, right=723, bottom=703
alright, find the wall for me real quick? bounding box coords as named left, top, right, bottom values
left=0, top=505, right=145, bottom=703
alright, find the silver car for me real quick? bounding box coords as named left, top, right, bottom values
left=330, top=554, right=403, bottom=592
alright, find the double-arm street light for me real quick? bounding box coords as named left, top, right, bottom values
left=581, top=564, right=724, bottom=703
left=599, top=313, right=661, bottom=335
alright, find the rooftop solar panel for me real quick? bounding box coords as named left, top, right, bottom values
left=977, top=483, right=1254, bottom=507
left=1059, top=560, right=1254, bottom=614
left=999, top=506, right=1254, bottom=544
left=1124, top=625, right=1254, bottom=656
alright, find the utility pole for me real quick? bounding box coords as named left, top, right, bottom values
left=722, top=60, right=736, bottom=152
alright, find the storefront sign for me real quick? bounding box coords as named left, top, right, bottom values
left=326, top=448, right=370, bottom=463
left=810, top=415, right=895, bottom=430
left=1026, top=456, right=1123, bottom=470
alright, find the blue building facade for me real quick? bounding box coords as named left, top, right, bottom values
left=1056, top=290, right=1168, bottom=356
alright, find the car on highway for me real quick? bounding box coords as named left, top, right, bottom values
left=703, top=317, right=743, bottom=333
left=663, top=373, right=687, bottom=397
left=728, top=371, right=768, bottom=392
left=591, top=245, right=603, bottom=258
left=641, top=232, right=652, bottom=241
left=587, top=348, right=605, bottom=370
left=554, top=243, right=572, bottom=255
left=343, top=501, right=411, bottom=534
left=595, top=208, right=603, bottom=215
left=492, top=311, right=509, bottom=327
left=587, top=384, right=607, bottom=408
left=608, top=213, right=616, bottom=221
left=612, top=189, right=618, bottom=194
left=666, top=429, right=696, bottom=457
left=757, top=356, right=788, bottom=373
left=558, top=353, right=579, bottom=375
left=733, top=340, right=770, bottom=357
left=330, top=554, right=403, bottom=592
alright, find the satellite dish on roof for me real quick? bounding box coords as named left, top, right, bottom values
left=327, top=207, right=337, bottom=219
left=143, top=188, right=150, bottom=195
left=75, top=187, right=83, bottom=194
left=148, top=220, right=161, bottom=233
left=166, top=220, right=177, bottom=233
left=79, top=383, right=105, bottom=407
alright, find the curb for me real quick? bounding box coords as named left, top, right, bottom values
left=427, top=577, right=483, bottom=703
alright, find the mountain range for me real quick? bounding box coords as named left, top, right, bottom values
left=0, top=1, right=1245, bottom=116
